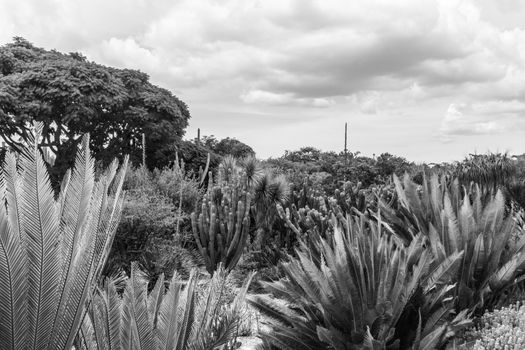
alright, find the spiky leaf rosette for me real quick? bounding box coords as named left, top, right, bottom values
left=76, top=264, right=254, bottom=350
left=0, top=122, right=127, bottom=350
left=249, top=213, right=469, bottom=350
left=380, top=173, right=525, bottom=313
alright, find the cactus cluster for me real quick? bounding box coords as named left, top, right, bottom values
left=191, top=168, right=252, bottom=275
left=277, top=183, right=360, bottom=243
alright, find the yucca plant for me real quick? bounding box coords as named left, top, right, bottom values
left=75, top=262, right=254, bottom=350
left=380, top=173, right=525, bottom=313
left=252, top=170, right=291, bottom=248
left=249, top=214, right=469, bottom=350
left=0, top=123, right=127, bottom=350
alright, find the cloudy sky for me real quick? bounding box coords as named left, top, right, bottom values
left=1, top=0, right=525, bottom=162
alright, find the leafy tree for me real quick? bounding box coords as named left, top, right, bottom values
left=284, top=146, right=322, bottom=163
left=214, top=137, right=255, bottom=158
left=176, top=140, right=221, bottom=176
left=194, top=135, right=255, bottom=159
left=0, top=37, right=190, bottom=184
left=375, top=152, right=412, bottom=180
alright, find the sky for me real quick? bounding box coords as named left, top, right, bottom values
left=1, top=0, right=524, bottom=162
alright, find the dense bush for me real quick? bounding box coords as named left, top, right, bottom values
left=105, top=165, right=202, bottom=281
left=154, top=162, right=203, bottom=213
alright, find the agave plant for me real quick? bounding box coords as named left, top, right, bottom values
left=249, top=213, right=469, bottom=350
left=0, top=123, right=127, bottom=350
left=75, top=263, right=254, bottom=350
left=380, top=173, right=525, bottom=313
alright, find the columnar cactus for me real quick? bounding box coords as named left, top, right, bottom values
left=191, top=171, right=252, bottom=275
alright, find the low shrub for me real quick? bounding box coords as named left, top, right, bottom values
left=154, top=163, right=202, bottom=213
left=104, top=187, right=197, bottom=281
left=458, top=301, right=525, bottom=349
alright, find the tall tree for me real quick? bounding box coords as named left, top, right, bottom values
left=0, top=37, right=190, bottom=183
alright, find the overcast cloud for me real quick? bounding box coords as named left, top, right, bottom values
left=1, top=0, right=524, bottom=161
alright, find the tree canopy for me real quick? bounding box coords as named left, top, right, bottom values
left=0, top=37, right=190, bottom=182
left=193, top=135, right=255, bottom=159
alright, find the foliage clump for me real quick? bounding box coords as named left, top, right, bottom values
left=0, top=37, right=190, bottom=184
left=458, top=301, right=525, bottom=349
left=249, top=213, right=471, bottom=350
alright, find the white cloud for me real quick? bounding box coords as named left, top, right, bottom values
left=240, top=89, right=334, bottom=107
left=2, top=0, right=525, bottom=160
left=439, top=101, right=525, bottom=141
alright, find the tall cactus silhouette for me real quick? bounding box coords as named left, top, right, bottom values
left=191, top=161, right=252, bottom=274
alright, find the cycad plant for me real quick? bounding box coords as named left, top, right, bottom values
left=75, top=262, right=254, bottom=350
left=0, top=123, right=127, bottom=350
left=380, top=173, right=525, bottom=313
left=249, top=214, right=469, bottom=350
left=454, top=152, right=516, bottom=192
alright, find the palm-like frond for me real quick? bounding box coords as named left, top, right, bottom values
left=78, top=265, right=253, bottom=350
left=381, top=173, right=525, bottom=313
left=0, top=123, right=127, bottom=350
left=249, top=213, right=453, bottom=350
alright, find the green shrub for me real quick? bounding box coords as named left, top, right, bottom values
left=107, top=162, right=202, bottom=281
left=153, top=162, right=202, bottom=213
left=123, top=165, right=153, bottom=191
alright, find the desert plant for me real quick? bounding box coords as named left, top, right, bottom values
left=454, top=153, right=516, bottom=192
left=249, top=214, right=469, bottom=350
left=75, top=262, right=255, bottom=350
left=191, top=166, right=252, bottom=275
left=380, top=173, right=525, bottom=314
left=0, top=123, right=127, bottom=350
left=252, top=170, right=290, bottom=248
